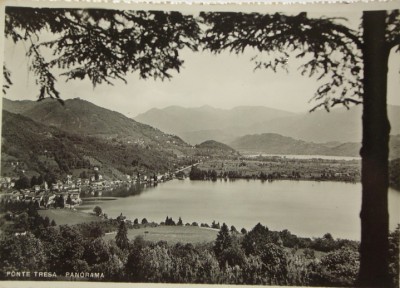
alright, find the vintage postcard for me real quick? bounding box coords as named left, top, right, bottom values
left=0, top=0, right=399, bottom=287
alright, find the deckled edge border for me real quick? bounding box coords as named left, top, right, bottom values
left=1, top=0, right=399, bottom=6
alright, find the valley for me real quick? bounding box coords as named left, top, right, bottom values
left=2, top=97, right=399, bottom=188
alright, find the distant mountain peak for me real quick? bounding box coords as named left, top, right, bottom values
left=198, top=104, right=215, bottom=110
left=134, top=105, right=296, bottom=144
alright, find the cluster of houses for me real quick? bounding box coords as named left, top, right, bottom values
left=0, top=176, right=82, bottom=209
left=0, top=166, right=181, bottom=209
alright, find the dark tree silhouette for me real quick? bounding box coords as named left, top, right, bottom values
left=66, top=194, right=73, bottom=209
left=213, top=223, right=232, bottom=260
left=4, top=7, right=201, bottom=101
left=241, top=222, right=270, bottom=256
left=30, top=175, right=38, bottom=187
left=93, top=206, right=102, bottom=217
left=14, top=176, right=30, bottom=190
left=2, top=65, right=12, bottom=94
left=177, top=217, right=183, bottom=226
left=200, top=10, right=400, bottom=286
left=115, top=220, right=129, bottom=250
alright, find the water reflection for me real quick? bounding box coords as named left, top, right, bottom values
left=79, top=179, right=399, bottom=240
left=101, top=183, right=147, bottom=198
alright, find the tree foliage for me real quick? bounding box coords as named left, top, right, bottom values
left=4, top=7, right=201, bottom=101
left=2, top=65, right=12, bottom=94
left=93, top=206, right=103, bottom=217
left=242, top=223, right=270, bottom=255
left=213, top=223, right=232, bottom=262
left=317, top=246, right=360, bottom=286
left=200, top=10, right=399, bottom=111
left=200, top=12, right=365, bottom=111
left=115, top=220, right=129, bottom=250
left=57, top=225, right=88, bottom=272
left=83, top=238, right=112, bottom=267
left=260, top=243, right=289, bottom=285
left=0, top=232, right=47, bottom=277
left=2, top=208, right=395, bottom=286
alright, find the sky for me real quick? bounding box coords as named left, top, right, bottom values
left=3, top=10, right=400, bottom=118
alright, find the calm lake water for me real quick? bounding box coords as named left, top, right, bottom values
left=81, top=179, right=400, bottom=241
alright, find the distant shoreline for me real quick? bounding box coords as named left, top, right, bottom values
left=80, top=197, right=117, bottom=201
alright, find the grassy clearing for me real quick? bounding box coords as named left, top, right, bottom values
left=38, top=209, right=102, bottom=226
left=104, top=225, right=218, bottom=244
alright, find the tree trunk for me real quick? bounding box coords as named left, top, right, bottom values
left=358, top=10, right=391, bottom=287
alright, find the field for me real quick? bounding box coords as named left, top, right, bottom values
left=37, top=209, right=219, bottom=244
left=38, top=209, right=102, bottom=226
left=104, top=225, right=219, bottom=244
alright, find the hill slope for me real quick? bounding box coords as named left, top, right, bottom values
left=1, top=110, right=189, bottom=179
left=3, top=97, right=190, bottom=154
left=249, top=105, right=400, bottom=143
left=230, top=133, right=328, bottom=156
left=230, top=133, right=400, bottom=158
left=2, top=98, right=38, bottom=114
left=194, top=140, right=239, bottom=158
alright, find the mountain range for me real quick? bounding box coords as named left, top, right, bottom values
left=135, top=104, right=400, bottom=145
left=2, top=98, right=400, bottom=180
left=135, top=105, right=295, bottom=144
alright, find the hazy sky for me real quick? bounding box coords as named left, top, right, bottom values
left=3, top=10, right=400, bottom=118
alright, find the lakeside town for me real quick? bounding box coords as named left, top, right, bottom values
left=0, top=164, right=187, bottom=210
left=0, top=154, right=364, bottom=212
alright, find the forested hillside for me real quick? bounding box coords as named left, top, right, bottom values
left=3, top=98, right=190, bottom=154
left=194, top=140, right=239, bottom=158
left=1, top=111, right=191, bottom=179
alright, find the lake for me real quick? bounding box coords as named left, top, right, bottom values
left=80, top=179, right=400, bottom=241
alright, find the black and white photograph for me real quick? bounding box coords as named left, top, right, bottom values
left=0, top=1, right=399, bottom=287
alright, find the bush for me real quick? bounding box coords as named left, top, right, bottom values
left=0, top=232, right=47, bottom=277
left=242, top=223, right=270, bottom=255
left=259, top=243, right=289, bottom=285
left=315, top=247, right=359, bottom=286
left=93, top=206, right=103, bottom=217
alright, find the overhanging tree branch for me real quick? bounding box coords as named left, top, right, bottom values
left=4, top=7, right=201, bottom=100
left=200, top=11, right=363, bottom=111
